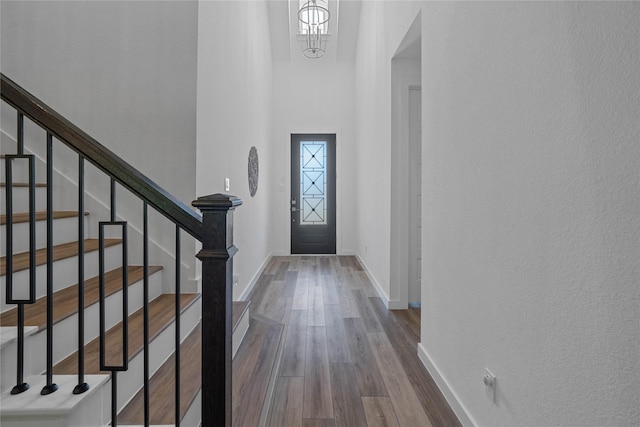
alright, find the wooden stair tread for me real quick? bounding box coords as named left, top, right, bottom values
left=118, top=302, right=251, bottom=424
left=232, top=317, right=284, bottom=427
left=118, top=323, right=202, bottom=425
left=53, top=293, right=199, bottom=375
left=0, top=211, right=89, bottom=225
left=0, top=183, right=48, bottom=188
left=0, top=238, right=121, bottom=276
left=0, top=265, right=163, bottom=329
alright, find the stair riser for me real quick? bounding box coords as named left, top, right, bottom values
left=182, top=389, right=202, bottom=427
left=233, top=309, right=250, bottom=359
left=0, top=163, right=31, bottom=184
left=0, top=272, right=163, bottom=394
left=1, top=216, right=89, bottom=256
left=30, top=273, right=164, bottom=384
left=1, top=244, right=123, bottom=313
left=115, top=298, right=201, bottom=413
left=0, top=162, right=48, bottom=185
left=0, top=327, right=37, bottom=394
left=0, top=374, right=110, bottom=427
left=0, top=187, right=48, bottom=215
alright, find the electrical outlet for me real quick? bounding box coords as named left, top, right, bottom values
left=225, top=178, right=230, bottom=192
left=483, top=368, right=496, bottom=403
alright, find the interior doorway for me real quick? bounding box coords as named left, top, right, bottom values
left=389, top=11, right=422, bottom=310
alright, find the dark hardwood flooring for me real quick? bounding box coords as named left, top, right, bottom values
left=233, top=314, right=284, bottom=427
left=245, top=256, right=461, bottom=427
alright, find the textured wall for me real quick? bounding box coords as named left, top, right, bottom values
left=355, top=1, right=639, bottom=426
left=418, top=2, right=640, bottom=426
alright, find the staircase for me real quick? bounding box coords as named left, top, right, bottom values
left=0, top=74, right=248, bottom=426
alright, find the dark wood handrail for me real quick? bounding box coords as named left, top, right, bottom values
left=0, top=73, right=203, bottom=240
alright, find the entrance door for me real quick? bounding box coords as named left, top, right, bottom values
left=291, top=134, right=336, bottom=254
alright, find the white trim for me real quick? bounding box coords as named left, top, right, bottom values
left=354, top=253, right=405, bottom=309
left=339, top=249, right=356, bottom=256
left=238, top=253, right=273, bottom=301
left=417, top=343, right=476, bottom=427
left=271, top=250, right=290, bottom=257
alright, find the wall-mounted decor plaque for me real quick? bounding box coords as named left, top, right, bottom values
left=248, top=146, right=259, bottom=197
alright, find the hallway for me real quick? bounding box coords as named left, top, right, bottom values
left=236, top=256, right=460, bottom=427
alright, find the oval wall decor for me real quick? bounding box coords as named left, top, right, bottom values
left=248, top=146, right=259, bottom=197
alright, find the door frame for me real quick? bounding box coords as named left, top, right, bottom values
left=390, top=75, right=422, bottom=309
left=284, top=128, right=344, bottom=255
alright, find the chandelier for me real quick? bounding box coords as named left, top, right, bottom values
left=298, top=0, right=330, bottom=59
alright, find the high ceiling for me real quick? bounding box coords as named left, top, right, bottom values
left=267, top=0, right=362, bottom=62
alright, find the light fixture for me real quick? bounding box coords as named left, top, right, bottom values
left=298, top=0, right=330, bottom=59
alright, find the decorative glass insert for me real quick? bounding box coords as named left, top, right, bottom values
left=300, top=141, right=327, bottom=225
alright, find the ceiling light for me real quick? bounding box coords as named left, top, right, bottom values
left=298, top=0, right=330, bottom=59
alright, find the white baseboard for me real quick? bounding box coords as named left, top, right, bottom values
left=417, top=343, right=475, bottom=427
left=354, top=253, right=404, bottom=309
left=238, top=253, right=273, bottom=301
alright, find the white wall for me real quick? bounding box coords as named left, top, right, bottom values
left=1, top=0, right=199, bottom=287
left=196, top=1, right=274, bottom=300
left=0, top=0, right=198, bottom=206
left=271, top=59, right=356, bottom=255
left=356, top=1, right=639, bottom=426
left=355, top=1, right=422, bottom=303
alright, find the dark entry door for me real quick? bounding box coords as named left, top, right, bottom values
left=291, top=134, right=336, bottom=254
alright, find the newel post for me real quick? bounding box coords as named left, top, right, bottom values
left=192, top=193, right=242, bottom=427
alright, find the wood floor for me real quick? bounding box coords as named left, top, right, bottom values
left=243, top=256, right=461, bottom=427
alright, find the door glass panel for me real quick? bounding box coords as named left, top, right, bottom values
left=300, top=141, right=327, bottom=225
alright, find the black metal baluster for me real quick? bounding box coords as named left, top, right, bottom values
left=74, top=155, right=89, bottom=394
left=41, top=133, right=58, bottom=395
left=6, top=153, right=36, bottom=395
left=175, top=225, right=181, bottom=426
left=4, top=157, right=12, bottom=287
left=17, top=113, right=24, bottom=155
left=4, top=156, right=22, bottom=395
left=11, top=306, right=28, bottom=395
left=99, top=220, right=128, bottom=427
left=111, top=373, right=119, bottom=426
left=110, top=178, right=116, bottom=222
left=143, top=202, right=150, bottom=427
